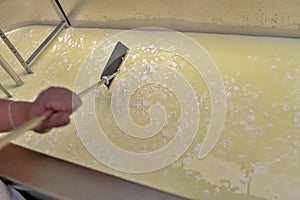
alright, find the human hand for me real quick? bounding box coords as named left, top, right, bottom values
left=29, top=87, right=82, bottom=133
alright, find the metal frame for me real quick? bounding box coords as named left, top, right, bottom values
left=0, top=55, right=23, bottom=86
left=25, top=21, right=67, bottom=66
left=0, top=29, right=32, bottom=74
left=0, top=0, right=70, bottom=97
left=0, top=83, right=12, bottom=98
left=0, top=21, right=68, bottom=73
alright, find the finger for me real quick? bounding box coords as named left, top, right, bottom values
left=46, top=112, right=70, bottom=128
left=33, top=124, right=52, bottom=134
left=38, top=87, right=73, bottom=113
left=35, top=127, right=52, bottom=134
left=33, top=112, right=69, bottom=133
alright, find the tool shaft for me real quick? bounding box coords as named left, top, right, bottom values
left=78, top=71, right=118, bottom=97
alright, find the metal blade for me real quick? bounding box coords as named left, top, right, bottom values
left=100, top=41, right=129, bottom=88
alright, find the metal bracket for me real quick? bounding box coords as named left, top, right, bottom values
left=0, top=0, right=71, bottom=73
left=0, top=55, right=23, bottom=86
left=0, top=83, right=12, bottom=98
left=26, top=21, right=67, bottom=66
left=49, top=0, right=71, bottom=26
left=0, top=29, right=32, bottom=74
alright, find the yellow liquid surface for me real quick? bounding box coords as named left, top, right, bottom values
left=0, top=26, right=299, bottom=200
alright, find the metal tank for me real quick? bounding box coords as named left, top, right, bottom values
left=0, top=1, right=299, bottom=199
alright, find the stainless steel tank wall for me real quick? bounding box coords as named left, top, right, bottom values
left=0, top=0, right=300, bottom=37
left=0, top=0, right=61, bottom=32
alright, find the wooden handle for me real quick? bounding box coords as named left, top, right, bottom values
left=0, top=114, right=48, bottom=149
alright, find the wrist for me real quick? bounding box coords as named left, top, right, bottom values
left=10, top=101, right=33, bottom=129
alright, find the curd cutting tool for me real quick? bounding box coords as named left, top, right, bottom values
left=0, top=41, right=129, bottom=150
